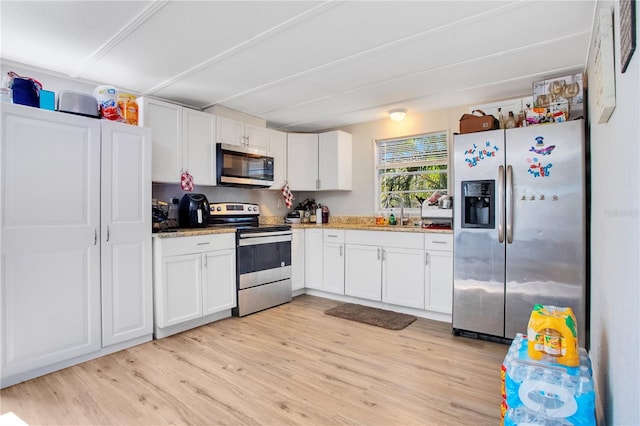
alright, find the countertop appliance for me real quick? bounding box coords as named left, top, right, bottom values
left=421, top=201, right=453, bottom=229
left=452, top=120, right=586, bottom=343
left=178, top=193, right=210, bottom=227
left=216, top=143, right=274, bottom=188
left=208, top=202, right=292, bottom=316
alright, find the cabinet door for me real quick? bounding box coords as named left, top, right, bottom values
left=322, top=242, right=345, bottom=294
left=157, top=254, right=203, bottom=328
left=382, top=247, right=425, bottom=309
left=138, top=97, right=182, bottom=183
left=1, top=105, right=101, bottom=378
left=287, top=133, right=318, bottom=190
left=345, top=244, right=382, bottom=301
left=216, top=116, right=245, bottom=146
left=245, top=124, right=269, bottom=151
left=291, top=229, right=305, bottom=291
left=101, top=121, right=153, bottom=347
left=304, top=228, right=323, bottom=290
left=202, top=249, right=237, bottom=315
left=268, top=129, right=287, bottom=190
left=425, top=250, right=454, bottom=314
left=319, top=130, right=352, bottom=190
left=183, top=109, right=216, bottom=186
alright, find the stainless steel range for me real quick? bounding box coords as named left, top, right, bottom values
left=209, top=203, right=292, bottom=317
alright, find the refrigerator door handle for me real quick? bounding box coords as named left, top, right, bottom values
left=498, top=165, right=505, bottom=243
left=506, top=164, right=514, bottom=244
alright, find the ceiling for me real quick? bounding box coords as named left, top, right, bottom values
left=0, top=1, right=596, bottom=132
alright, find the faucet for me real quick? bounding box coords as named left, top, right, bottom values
left=387, top=194, right=407, bottom=226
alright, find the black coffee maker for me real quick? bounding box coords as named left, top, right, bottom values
left=178, top=193, right=210, bottom=228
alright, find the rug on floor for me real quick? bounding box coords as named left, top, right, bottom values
left=323, top=303, right=417, bottom=330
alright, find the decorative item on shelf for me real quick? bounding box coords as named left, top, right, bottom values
left=533, top=73, right=584, bottom=123
left=388, top=108, right=407, bottom=121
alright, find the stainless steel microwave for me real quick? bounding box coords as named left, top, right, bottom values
left=216, top=143, right=274, bottom=188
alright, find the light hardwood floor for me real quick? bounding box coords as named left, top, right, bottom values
left=0, top=295, right=508, bottom=425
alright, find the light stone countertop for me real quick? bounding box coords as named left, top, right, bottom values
left=152, top=227, right=236, bottom=238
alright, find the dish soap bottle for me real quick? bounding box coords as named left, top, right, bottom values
left=389, top=209, right=397, bottom=226
left=316, top=204, right=322, bottom=225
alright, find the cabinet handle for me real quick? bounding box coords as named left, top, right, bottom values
left=203, top=255, right=207, bottom=268
left=106, top=226, right=110, bottom=242
left=94, top=229, right=97, bottom=245
left=381, top=248, right=386, bottom=261
left=425, top=252, right=429, bottom=265
left=432, top=241, right=447, bottom=244
left=316, top=178, right=320, bottom=190
left=340, top=246, right=343, bottom=257
left=327, top=234, right=338, bottom=238
left=377, top=248, right=381, bottom=260
left=197, top=242, right=211, bottom=245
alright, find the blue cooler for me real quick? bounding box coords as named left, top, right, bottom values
left=11, top=78, right=39, bottom=107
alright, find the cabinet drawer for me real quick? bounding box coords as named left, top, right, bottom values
left=157, top=233, right=235, bottom=257
left=424, top=233, right=453, bottom=251
left=346, top=230, right=422, bottom=249
left=323, top=229, right=345, bottom=243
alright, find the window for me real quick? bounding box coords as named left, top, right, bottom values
left=375, top=131, right=449, bottom=211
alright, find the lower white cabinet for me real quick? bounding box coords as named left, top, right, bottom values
left=322, top=229, right=345, bottom=294
left=304, top=228, right=323, bottom=290
left=345, top=230, right=424, bottom=305
left=424, top=234, right=454, bottom=314
left=291, top=229, right=305, bottom=291
left=153, top=233, right=236, bottom=338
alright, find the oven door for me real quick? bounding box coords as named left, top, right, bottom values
left=237, top=230, right=291, bottom=289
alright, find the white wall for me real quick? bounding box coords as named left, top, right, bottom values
left=587, top=2, right=640, bottom=424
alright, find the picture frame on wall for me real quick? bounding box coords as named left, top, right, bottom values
left=620, top=0, right=636, bottom=73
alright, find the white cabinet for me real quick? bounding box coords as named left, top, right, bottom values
left=382, top=246, right=425, bottom=309
left=1, top=104, right=102, bottom=381
left=216, top=115, right=268, bottom=151
left=268, top=129, right=287, bottom=190
left=424, top=234, right=454, bottom=314
left=291, top=229, right=305, bottom=291
left=287, top=131, right=352, bottom=191
left=100, top=121, right=153, bottom=347
left=322, top=229, right=345, bottom=294
left=287, top=133, right=319, bottom=190
left=319, top=130, right=352, bottom=190
left=153, top=233, right=236, bottom=338
left=345, top=230, right=423, bottom=305
left=138, top=97, right=216, bottom=185
left=0, top=104, right=152, bottom=387
left=304, top=228, right=323, bottom=290
left=183, top=108, right=216, bottom=186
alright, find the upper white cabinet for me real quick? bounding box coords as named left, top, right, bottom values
left=100, top=121, right=153, bottom=347
left=138, top=97, right=216, bottom=185
left=1, top=104, right=152, bottom=387
left=183, top=108, right=216, bottom=186
left=216, top=115, right=268, bottom=151
left=287, top=130, right=352, bottom=191
left=268, top=129, right=288, bottom=190
left=319, top=130, right=352, bottom=190
left=287, top=133, right=319, bottom=190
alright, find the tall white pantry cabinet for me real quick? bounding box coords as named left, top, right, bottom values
left=0, top=103, right=153, bottom=388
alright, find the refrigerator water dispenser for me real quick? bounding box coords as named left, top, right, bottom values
left=461, top=180, right=495, bottom=228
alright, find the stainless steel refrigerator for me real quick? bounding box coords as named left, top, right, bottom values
left=452, top=120, right=586, bottom=343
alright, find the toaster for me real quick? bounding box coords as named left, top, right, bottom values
left=57, top=90, right=100, bottom=118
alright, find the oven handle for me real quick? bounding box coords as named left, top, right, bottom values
left=238, top=234, right=292, bottom=246
left=238, top=230, right=292, bottom=238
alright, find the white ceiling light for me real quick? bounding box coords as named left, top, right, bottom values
left=389, top=108, right=407, bottom=121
